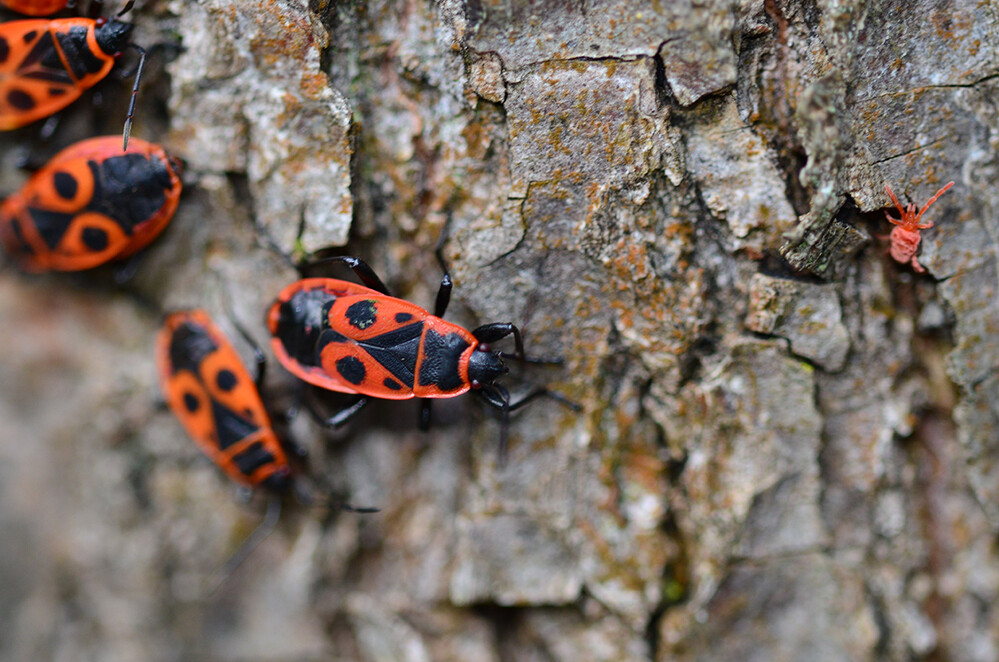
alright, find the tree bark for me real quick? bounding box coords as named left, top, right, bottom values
left=0, top=0, right=995, bottom=660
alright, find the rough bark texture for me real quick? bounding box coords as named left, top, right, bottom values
left=0, top=0, right=996, bottom=660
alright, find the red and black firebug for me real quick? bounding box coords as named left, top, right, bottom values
left=0, top=135, right=182, bottom=272
left=0, top=0, right=146, bottom=146
left=157, top=309, right=294, bottom=493
left=267, top=255, right=577, bottom=459
left=156, top=309, right=376, bottom=587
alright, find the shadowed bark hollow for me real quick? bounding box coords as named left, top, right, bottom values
left=0, top=0, right=996, bottom=660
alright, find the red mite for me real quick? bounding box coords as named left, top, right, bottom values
left=0, top=135, right=182, bottom=272
left=883, top=181, right=954, bottom=273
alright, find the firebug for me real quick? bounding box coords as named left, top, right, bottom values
left=157, top=309, right=294, bottom=492
left=0, top=0, right=145, bottom=147
left=157, top=309, right=295, bottom=586
left=267, top=255, right=577, bottom=459
left=156, top=309, right=376, bottom=586
left=0, top=135, right=182, bottom=272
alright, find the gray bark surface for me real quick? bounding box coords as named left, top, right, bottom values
left=0, top=0, right=996, bottom=660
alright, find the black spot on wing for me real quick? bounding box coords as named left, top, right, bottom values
left=418, top=329, right=470, bottom=391
left=216, top=369, right=237, bottom=392
left=335, top=356, right=366, bottom=386
left=183, top=392, right=199, bottom=413
left=345, top=299, right=378, bottom=329
left=395, top=312, right=413, bottom=323
left=22, top=31, right=37, bottom=43
left=81, top=227, right=107, bottom=251
left=7, top=89, right=34, bottom=110
left=383, top=378, right=403, bottom=391
left=0, top=36, right=9, bottom=65
left=53, top=171, right=77, bottom=200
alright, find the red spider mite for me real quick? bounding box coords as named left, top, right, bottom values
left=0, top=0, right=69, bottom=15
left=0, top=0, right=145, bottom=147
left=267, top=255, right=577, bottom=459
left=0, top=135, right=182, bottom=272
left=883, top=181, right=954, bottom=273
